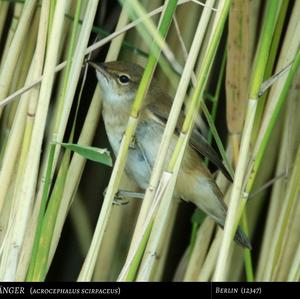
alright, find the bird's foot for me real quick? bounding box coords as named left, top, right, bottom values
left=129, top=135, right=136, bottom=149
left=103, top=187, right=144, bottom=205
left=113, top=195, right=130, bottom=206
left=113, top=190, right=145, bottom=205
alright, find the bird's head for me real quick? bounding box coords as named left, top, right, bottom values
left=88, top=60, right=144, bottom=105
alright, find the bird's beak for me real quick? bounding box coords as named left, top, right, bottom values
left=87, top=61, right=110, bottom=84
left=86, top=60, right=103, bottom=72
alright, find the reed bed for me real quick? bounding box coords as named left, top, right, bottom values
left=0, top=0, right=299, bottom=282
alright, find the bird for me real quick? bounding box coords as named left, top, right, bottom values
left=88, top=60, right=251, bottom=249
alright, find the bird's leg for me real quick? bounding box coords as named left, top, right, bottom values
left=129, top=134, right=136, bottom=149
left=113, top=190, right=145, bottom=205
left=102, top=187, right=145, bottom=205
left=116, top=190, right=145, bottom=200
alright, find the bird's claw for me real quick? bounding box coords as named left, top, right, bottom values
left=113, top=194, right=130, bottom=206
left=129, top=135, right=136, bottom=149
left=103, top=187, right=144, bottom=205
left=103, top=188, right=129, bottom=205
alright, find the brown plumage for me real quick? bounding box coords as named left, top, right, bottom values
left=89, top=60, right=251, bottom=249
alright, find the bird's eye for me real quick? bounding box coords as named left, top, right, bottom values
left=118, top=74, right=130, bottom=85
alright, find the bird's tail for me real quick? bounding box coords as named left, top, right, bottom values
left=234, top=225, right=252, bottom=249
left=185, top=177, right=252, bottom=249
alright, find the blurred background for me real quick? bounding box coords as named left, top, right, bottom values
left=0, top=0, right=299, bottom=282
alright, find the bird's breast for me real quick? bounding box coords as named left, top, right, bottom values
left=102, top=104, right=130, bottom=154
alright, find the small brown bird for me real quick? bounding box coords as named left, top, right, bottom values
left=89, top=60, right=251, bottom=249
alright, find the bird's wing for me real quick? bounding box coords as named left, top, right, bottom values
left=189, top=129, right=233, bottom=182
left=146, top=99, right=233, bottom=182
